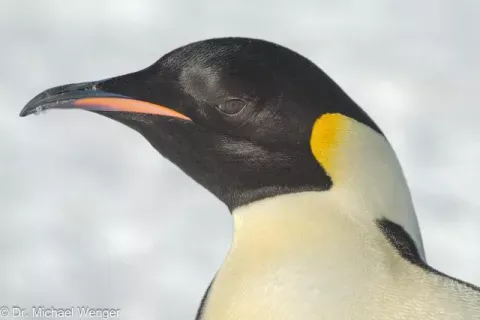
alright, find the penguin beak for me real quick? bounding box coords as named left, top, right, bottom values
left=19, top=81, right=191, bottom=121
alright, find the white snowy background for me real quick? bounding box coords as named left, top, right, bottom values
left=1, top=1, right=479, bottom=319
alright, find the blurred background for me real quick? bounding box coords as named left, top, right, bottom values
left=1, top=0, right=479, bottom=319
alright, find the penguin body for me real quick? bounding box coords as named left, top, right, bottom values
left=198, top=193, right=480, bottom=319
left=20, top=37, right=480, bottom=319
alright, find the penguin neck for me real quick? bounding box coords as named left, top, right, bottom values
left=226, top=191, right=413, bottom=296
left=231, top=191, right=380, bottom=261
left=220, top=191, right=399, bottom=307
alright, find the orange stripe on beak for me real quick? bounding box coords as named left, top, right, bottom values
left=74, top=97, right=191, bottom=121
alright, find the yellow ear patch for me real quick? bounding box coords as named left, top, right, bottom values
left=310, top=113, right=351, bottom=179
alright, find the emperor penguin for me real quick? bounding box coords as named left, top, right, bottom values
left=20, top=37, right=480, bottom=319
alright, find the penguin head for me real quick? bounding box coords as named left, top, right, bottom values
left=20, top=38, right=404, bottom=216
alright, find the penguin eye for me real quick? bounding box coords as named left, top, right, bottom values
left=216, top=98, right=247, bottom=115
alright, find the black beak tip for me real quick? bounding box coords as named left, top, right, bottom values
left=19, top=103, right=37, bottom=117
left=19, top=107, right=32, bottom=117
left=19, top=81, right=100, bottom=118
left=19, top=88, right=53, bottom=118
left=19, top=97, right=45, bottom=117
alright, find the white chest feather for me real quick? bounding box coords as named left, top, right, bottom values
left=200, top=193, right=480, bottom=319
